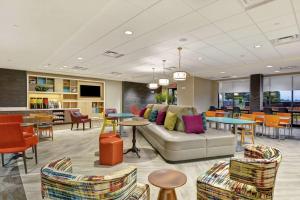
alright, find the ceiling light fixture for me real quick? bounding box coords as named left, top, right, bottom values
left=220, top=71, right=226, bottom=74
left=173, top=47, right=187, bottom=81
left=63, top=65, right=69, bottom=68
left=266, top=65, right=273, bottom=68
left=159, top=60, right=170, bottom=86
left=77, top=57, right=83, bottom=60
left=274, top=70, right=280, bottom=73
left=124, top=30, right=133, bottom=35
left=254, top=44, right=262, bottom=48
left=198, top=57, right=203, bottom=60
left=148, top=68, right=158, bottom=90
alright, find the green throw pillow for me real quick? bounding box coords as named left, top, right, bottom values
left=144, top=108, right=152, bottom=119
left=164, top=111, right=177, bottom=131
left=149, top=110, right=158, bottom=122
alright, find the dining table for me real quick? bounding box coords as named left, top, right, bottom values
left=107, top=113, right=135, bottom=136
left=206, top=117, right=255, bottom=152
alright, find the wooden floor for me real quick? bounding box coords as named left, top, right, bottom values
left=6, top=124, right=300, bottom=199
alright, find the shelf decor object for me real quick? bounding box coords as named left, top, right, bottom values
left=158, top=60, right=170, bottom=86
left=148, top=68, right=159, bottom=90
left=173, top=47, right=187, bottom=81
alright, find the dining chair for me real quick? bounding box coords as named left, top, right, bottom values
left=264, top=115, right=284, bottom=140
left=238, top=114, right=255, bottom=145
left=0, top=123, right=38, bottom=174
left=252, top=112, right=265, bottom=136
left=101, top=108, right=118, bottom=134
left=277, top=112, right=292, bottom=138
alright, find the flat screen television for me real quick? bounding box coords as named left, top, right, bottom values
left=80, top=85, right=101, bottom=97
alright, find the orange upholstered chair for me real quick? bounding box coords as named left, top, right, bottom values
left=0, top=123, right=38, bottom=174
left=277, top=112, right=292, bottom=137
left=0, top=114, right=35, bottom=138
left=264, top=115, right=284, bottom=139
left=100, top=137, right=123, bottom=166
left=215, top=110, right=225, bottom=117
left=206, top=111, right=216, bottom=117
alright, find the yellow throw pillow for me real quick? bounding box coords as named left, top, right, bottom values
left=164, top=111, right=177, bottom=131
left=144, top=108, right=152, bottom=119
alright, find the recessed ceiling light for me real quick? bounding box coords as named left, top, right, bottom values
left=44, top=65, right=49, bottom=68
left=220, top=71, right=226, bottom=74
left=232, top=75, right=237, bottom=78
left=124, top=30, right=133, bottom=35
left=63, top=65, right=69, bottom=68
left=77, top=57, right=83, bottom=60
left=59, top=67, right=64, bottom=70
left=254, top=44, right=262, bottom=48
left=198, top=57, right=203, bottom=60
left=266, top=65, right=273, bottom=68
left=274, top=70, right=280, bottom=73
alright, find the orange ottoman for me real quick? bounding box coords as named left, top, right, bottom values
left=100, top=137, right=123, bottom=166
left=99, top=132, right=119, bottom=140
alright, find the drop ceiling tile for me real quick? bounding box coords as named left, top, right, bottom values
left=247, top=0, right=293, bottom=22
left=275, top=42, right=300, bottom=57
left=205, top=34, right=233, bottom=45
left=214, top=13, right=254, bottom=32
left=198, top=0, right=244, bottom=22
left=182, top=0, right=218, bottom=9
left=291, top=0, right=300, bottom=11
left=256, top=14, right=297, bottom=33
left=183, top=40, right=210, bottom=51
left=265, top=26, right=299, bottom=40
left=227, top=25, right=262, bottom=40
left=126, top=0, right=160, bottom=9
left=190, top=24, right=222, bottom=39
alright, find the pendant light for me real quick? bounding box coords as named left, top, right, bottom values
left=158, top=60, right=170, bottom=86
left=148, top=68, right=158, bottom=90
left=173, top=47, right=187, bottom=81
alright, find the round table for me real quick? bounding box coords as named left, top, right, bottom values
left=148, top=169, right=187, bottom=200
left=119, top=120, right=150, bottom=158
left=108, top=113, right=135, bottom=136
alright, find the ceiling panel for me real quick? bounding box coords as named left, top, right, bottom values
left=190, top=24, right=223, bottom=39
left=214, top=13, right=254, bottom=32
left=256, top=14, right=297, bottom=33
left=247, top=0, right=293, bottom=22
left=198, top=0, right=244, bottom=22
left=227, top=25, right=262, bottom=40
left=182, top=0, right=218, bottom=10
left=265, top=26, right=299, bottom=40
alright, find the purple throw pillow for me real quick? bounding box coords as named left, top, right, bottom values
left=139, top=107, right=147, bottom=117
left=182, top=115, right=205, bottom=134
left=156, top=111, right=166, bottom=125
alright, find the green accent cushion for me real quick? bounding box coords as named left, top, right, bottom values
left=149, top=110, right=158, bottom=122
left=201, top=112, right=207, bottom=130
left=164, top=111, right=177, bottom=131
left=143, top=108, right=152, bottom=119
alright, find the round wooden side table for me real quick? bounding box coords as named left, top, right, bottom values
left=148, top=169, right=187, bottom=200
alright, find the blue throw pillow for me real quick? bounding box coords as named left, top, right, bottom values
left=201, top=112, right=207, bottom=130
left=149, top=110, right=158, bottom=122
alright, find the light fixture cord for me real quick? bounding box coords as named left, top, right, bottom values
left=178, top=47, right=182, bottom=70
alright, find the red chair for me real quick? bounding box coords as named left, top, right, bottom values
left=70, top=111, right=91, bottom=130
left=129, top=104, right=140, bottom=116
left=0, top=123, right=38, bottom=174
left=0, top=114, right=35, bottom=138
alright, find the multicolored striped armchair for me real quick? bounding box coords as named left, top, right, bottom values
left=41, top=157, right=150, bottom=200
left=197, top=144, right=282, bottom=200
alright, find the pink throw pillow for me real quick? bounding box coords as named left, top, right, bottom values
left=182, top=115, right=205, bottom=134
left=156, top=111, right=166, bottom=125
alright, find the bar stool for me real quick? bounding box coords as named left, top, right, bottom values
left=238, top=114, right=255, bottom=145
left=277, top=113, right=292, bottom=138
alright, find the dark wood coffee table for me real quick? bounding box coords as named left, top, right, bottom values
left=148, top=169, right=187, bottom=200
left=119, top=120, right=150, bottom=158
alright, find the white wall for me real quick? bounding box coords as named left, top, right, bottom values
left=105, top=80, right=122, bottom=112
left=177, top=76, right=218, bottom=113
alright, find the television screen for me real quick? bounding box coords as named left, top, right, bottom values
left=80, top=85, right=101, bottom=97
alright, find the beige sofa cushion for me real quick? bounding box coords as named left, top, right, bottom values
left=152, top=104, right=168, bottom=112
left=167, top=105, right=196, bottom=132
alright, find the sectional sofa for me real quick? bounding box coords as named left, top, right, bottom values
left=137, top=104, right=235, bottom=162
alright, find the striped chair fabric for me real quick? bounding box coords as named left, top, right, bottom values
left=197, top=144, right=282, bottom=200
left=41, top=157, right=150, bottom=200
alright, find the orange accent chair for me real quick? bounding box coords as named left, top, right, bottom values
left=130, top=104, right=140, bottom=116
left=205, top=111, right=216, bottom=117
left=100, top=137, right=123, bottom=166
left=0, top=123, right=38, bottom=174
left=215, top=110, right=225, bottom=117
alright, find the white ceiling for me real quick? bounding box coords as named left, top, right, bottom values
left=1, top=0, right=300, bottom=82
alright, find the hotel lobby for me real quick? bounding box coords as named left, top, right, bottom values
left=1, top=0, right=300, bottom=199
